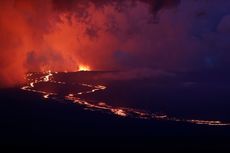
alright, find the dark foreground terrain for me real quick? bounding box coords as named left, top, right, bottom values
left=0, top=88, right=230, bottom=152
left=1, top=71, right=230, bottom=152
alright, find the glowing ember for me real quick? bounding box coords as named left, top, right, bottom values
left=30, top=82, right=34, bottom=87
left=98, top=102, right=107, bottom=106
left=111, top=109, right=127, bottom=117
left=43, top=94, right=49, bottom=99
left=78, top=65, right=90, bottom=71
left=43, top=70, right=53, bottom=82
left=68, top=94, right=74, bottom=97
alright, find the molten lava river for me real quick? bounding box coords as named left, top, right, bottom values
left=21, top=71, right=230, bottom=126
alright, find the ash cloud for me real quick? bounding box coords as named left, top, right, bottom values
left=0, top=0, right=230, bottom=87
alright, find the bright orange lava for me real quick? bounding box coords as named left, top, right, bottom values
left=78, top=65, right=91, bottom=71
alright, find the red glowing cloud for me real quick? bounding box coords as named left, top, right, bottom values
left=1, top=0, right=230, bottom=87
left=0, top=0, right=178, bottom=87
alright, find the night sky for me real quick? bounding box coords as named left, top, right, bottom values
left=1, top=0, right=230, bottom=87
left=1, top=1, right=230, bottom=151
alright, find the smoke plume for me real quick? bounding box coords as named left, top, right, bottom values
left=0, top=0, right=230, bottom=87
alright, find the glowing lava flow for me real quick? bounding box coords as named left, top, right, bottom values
left=43, top=70, right=53, bottom=82
left=21, top=72, right=230, bottom=126
left=21, top=70, right=56, bottom=98
left=78, top=65, right=90, bottom=71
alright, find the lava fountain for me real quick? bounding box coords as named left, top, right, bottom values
left=78, top=65, right=91, bottom=72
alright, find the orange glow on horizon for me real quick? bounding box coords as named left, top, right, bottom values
left=78, top=65, right=91, bottom=71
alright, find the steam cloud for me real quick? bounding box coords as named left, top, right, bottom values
left=0, top=0, right=230, bottom=87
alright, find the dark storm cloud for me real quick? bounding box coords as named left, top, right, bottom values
left=54, top=0, right=181, bottom=15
